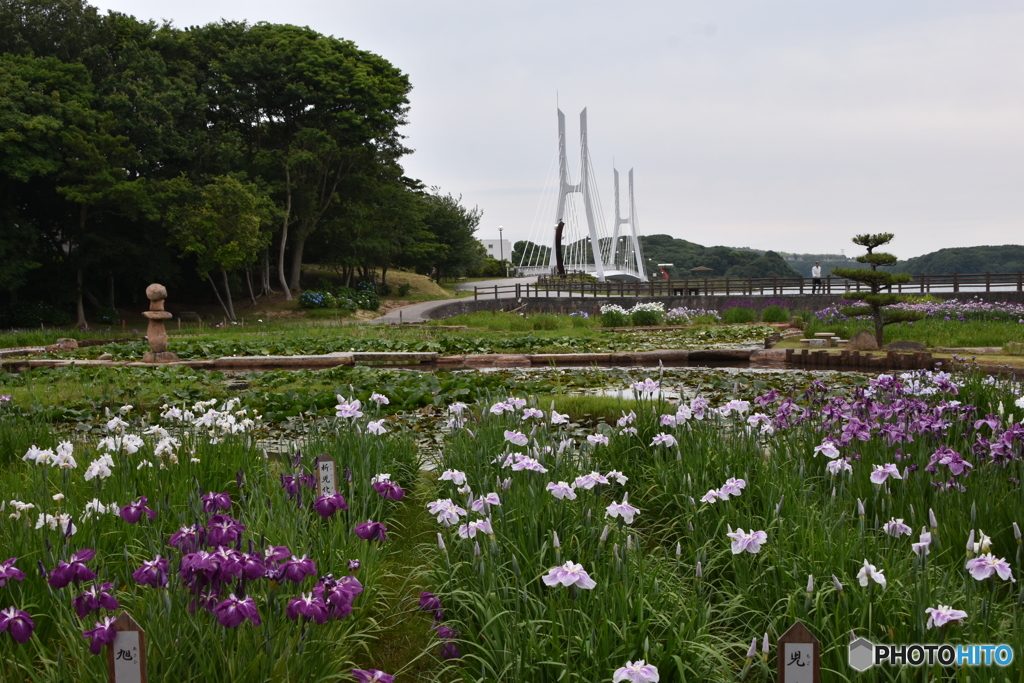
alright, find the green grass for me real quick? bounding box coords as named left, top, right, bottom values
left=549, top=395, right=639, bottom=425
left=805, top=318, right=1024, bottom=348
left=427, top=311, right=597, bottom=331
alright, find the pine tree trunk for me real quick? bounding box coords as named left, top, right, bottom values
left=277, top=164, right=293, bottom=300
left=207, top=274, right=231, bottom=320
left=221, top=269, right=236, bottom=321
left=76, top=267, right=87, bottom=328
left=288, top=230, right=307, bottom=294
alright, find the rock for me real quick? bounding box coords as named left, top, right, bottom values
left=809, top=339, right=827, bottom=348
left=142, top=351, right=180, bottom=363
left=97, top=353, right=113, bottom=360
left=846, top=329, right=879, bottom=351
left=44, top=338, right=79, bottom=353
left=146, top=283, right=168, bottom=301
left=884, top=341, right=927, bottom=352
left=225, top=379, right=250, bottom=391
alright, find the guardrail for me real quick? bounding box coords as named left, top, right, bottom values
left=474, top=272, right=1024, bottom=300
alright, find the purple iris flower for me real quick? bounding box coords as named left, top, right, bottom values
left=264, top=545, right=291, bottom=563
left=418, top=592, right=444, bottom=620
left=0, top=607, right=34, bottom=644
left=351, top=669, right=394, bottom=683
left=119, top=497, right=156, bottom=524
left=440, top=642, right=462, bottom=659
left=0, top=558, right=26, bottom=587
left=280, top=556, right=317, bottom=583
left=313, top=574, right=363, bottom=620
left=312, top=493, right=348, bottom=518
left=201, top=492, right=232, bottom=513
left=82, top=616, right=117, bottom=655
left=281, top=475, right=300, bottom=498
left=212, top=594, right=261, bottom=627
left=238, top=553, right=266, bottom=581
left=354, top=520, right=387, bottom=542
left=286, top=593, right=330, bottom=624
left=348, top=559, right=361, bottom=572
left=71, top=583, right=119, bottom=619
left=132, top=556, right=169, bottom=588
left=372, top=481, right=405, bottom=501
left=169, top=525, right=204, bottom=553
left=300, top=473, right=317, bottom=488
left=205, top=515, right=245, bottom=547
left=48, top=549, right=96, bottom=589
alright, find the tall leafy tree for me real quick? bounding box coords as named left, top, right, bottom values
left=421, top=190, right=484, bottom=281
left=167, top=175, right=272, bottom=320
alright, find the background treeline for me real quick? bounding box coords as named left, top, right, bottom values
left=0, top=0, right=485, bottom=326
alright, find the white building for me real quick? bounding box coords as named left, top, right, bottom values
left=480, top=238, right=512, bottom=262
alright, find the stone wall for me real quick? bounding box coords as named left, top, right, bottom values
left=426, top=290, right=1024, bottom=321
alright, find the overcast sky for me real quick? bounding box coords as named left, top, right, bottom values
left=90, top=0, right=1024, bottom=259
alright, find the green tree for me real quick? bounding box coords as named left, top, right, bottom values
left=167, top=175, right=272, bottom=320
left=513, top=240, right=551, bottom=268
left=832, top=233, right=924, bottom=346
left=421, top=190, right=484, bottom=281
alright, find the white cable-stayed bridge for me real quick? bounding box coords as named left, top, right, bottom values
left=515, top=108, right=648, bottom=283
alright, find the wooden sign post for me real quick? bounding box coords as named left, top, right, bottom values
left=316, top=453, right=337, bottom=498
left=777, top=621, right=819, bottom=683
left=107, top=612, right=147, bottom=683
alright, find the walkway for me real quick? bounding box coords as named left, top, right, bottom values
left=370, top=277, right=537, bottom=324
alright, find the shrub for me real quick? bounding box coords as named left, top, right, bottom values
left=0, top=301, right=73, bottom=327
left=397, top=283, right=412, bottom=297
left=665, top=307, right=721, bottom=325
left=298, top=290, right=330, bottom=309
left=791, top=315, right=805, bottom=329
left=570, top=312, right=591, bottom=328
left=761, top=305, right=790, bottom=323
left=355, top=292, right=381, bottom=311
left=722, top=306, right=757, bottom=324
left=631, top=310, right=663, bottom=326
left=377, top=282, right=393, bottom=296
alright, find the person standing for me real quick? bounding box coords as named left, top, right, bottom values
left=811, top=262, right=822, bottom=294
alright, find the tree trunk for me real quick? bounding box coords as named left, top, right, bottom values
left=381, top=264, right=389, bottom=286
left=261, top=252, right=272, bottom=295
left=246, top=267, right=257, bottom=306
left=76, top=267, right=86, bottom=328
left=277, top=163, right=293, bottom=300
left=207, top=274, right=231, bottom=320
left=221, top=269, right=236, bottom=321
left=287, top=230, right=307, bottom=294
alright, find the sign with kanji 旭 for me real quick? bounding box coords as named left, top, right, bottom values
left=317, top=453, right=337, bottom=498
left=777, top=620, right=819, bottom=683
left=107, top=612, right=147, bottom=683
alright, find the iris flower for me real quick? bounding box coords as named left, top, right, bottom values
left=372, top=481, right=405, bottom=500
left=869, top=464, right=902, bottom=485
left=965, top=554, right=1015, bottom=582
left=351, top=670, right=394, bottom=683
left=0, top=607, right=34, bottom=644
left=201, top=492, right=232, bottom=513
left=419, top=592, right=444, bottom=620
left=354, top=520, right=387, bottom=542
left=613, top=660, right=660, bottom=683
left=718, top=478, right=746, bottom=498
left=48, top=549, right=96, bottom=588
left=72, top=583, right=119, bottom=619
left=82, top=616, right=117, bottom=654
left=925, top=605, right=968, bottom=629
left=132, top=556, right=169, bottom=588
left=313, top=493, right=349, bottom=518
left=727, top=529, right=767, bottom=554
left=546, top=481, right=577, bottom=500
left=912, top=531, right=932, bottom=556
left=574, top=472, right=609, bottom=490
left=882, top=518, right=912, bottom=537
left=457, top=518, right=493, bottom=539
left=504, top=430, right=528, bottom=446
left=119, top=497, right=156, bottom=524
left=606, top=493, right=641, bottom=525
left=650, top=433, right=677, bottom=448
left=169, top=525, right=204, bottom=553
left=287, top=593, right=329, bottom=624
left=205, top=515, right=245, bottom=546
left=213, top=594, right=261, bottom=627
left=587, top=434, right=610, bottom=446
left=857, top=559, right=887, bottom=589
left=370, top=393, right=390, bottom=405
left=439, top=470, right=467, bottom=485
left=0, top=559, right=25, bottom=587
left=427, top=499, right=467, bottom=526
left=280, top=555, right=317, bottom=583
left=542, top=561, right=597, bottom=589
left=366, top=420, right=388, bottom=435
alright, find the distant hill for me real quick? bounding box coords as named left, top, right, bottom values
left=892, top=245, right=1024, bottom=274
left=638, top=235, right=799, bottom=279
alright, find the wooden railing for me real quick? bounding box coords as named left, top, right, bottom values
left=473, top=272, right=1024, bottom=301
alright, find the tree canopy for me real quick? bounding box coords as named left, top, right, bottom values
left=0, top=0, right=484, bottom=324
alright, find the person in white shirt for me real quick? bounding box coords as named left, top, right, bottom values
left=811, top=262, right=822, bottom=294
